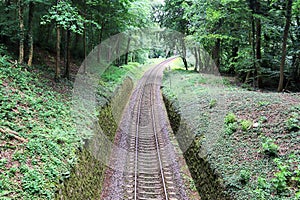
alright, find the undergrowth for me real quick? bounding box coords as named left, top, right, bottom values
left=162, top=60, right=300, bottom=200
left=0, top=49, right=144, bottom=199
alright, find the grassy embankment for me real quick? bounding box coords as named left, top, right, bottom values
left=162, top=58, right=300, bottom=200
left=0, top=48, right=153, bottom=199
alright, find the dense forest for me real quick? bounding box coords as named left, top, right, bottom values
left=0, top=0, right=299, bottom=91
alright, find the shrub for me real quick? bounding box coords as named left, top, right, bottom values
left=240, top=169, right=251, bottom=184
left=225, top=122, right=238, bottom=135
left=286, top=113, right=300, bottom=132
left=241, top=120, right=253, bottom=131
left=271, top=160, right=292, bottom=193
left=262, top=138, right=279, bottom=157
left=225, top=112, right=237, bottom=125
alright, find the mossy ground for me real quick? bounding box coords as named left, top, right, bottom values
left=162, top=58, right=300, bottom=200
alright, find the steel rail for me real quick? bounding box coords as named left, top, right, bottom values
left=133, top=58, right=177, bottom=200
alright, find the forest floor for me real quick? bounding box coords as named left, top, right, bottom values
left=0, top=50, right=158, bottom=199
left=162, top=59, right=300, bottom=199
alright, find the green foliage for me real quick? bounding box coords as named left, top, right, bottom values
left=240, top=119, right=252, bottom=131
left=209, top=99, right=217, bottom=108
left=262, top=138, right=279, bottom=157
left=0, top=63, right=77, bottom=199
left=225, top=122, right=238, bottom=135
left=258, top=101, right=270, bottom=107
left=286, top=112, right=300, bottom=132
left=225, top=112, right=237, bottom=125
left=271, top=159, right=292, bottom=193
left=240, top=169, right=251, bottom=184
left=41, top=1, right=86, bottom=34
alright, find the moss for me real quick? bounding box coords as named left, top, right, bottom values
left=56, top=148, right=104, bottom=200
left=55, top=78, right=133, bottom=200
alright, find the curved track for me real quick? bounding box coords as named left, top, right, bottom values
left=101, top=59, right=188, bottom=200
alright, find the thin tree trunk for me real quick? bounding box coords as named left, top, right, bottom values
left=194, top=47, right=198, bottom=72
left=125, top=37, right=131, bottom=65
left=212, top=39, right=221, bottom=70
left=18, top=0, right=24, bottom=64
left=198, top=47, right=202, bottom=73
left=231, top=45, right=239, bottom=75
left=55, top=24, right=61, bottom=81
left=278, top=0, right=293, bottom=92
left=64, top=30, right=71, bottom=79
left=27, top=1, right=34, bottom=66
left=115, top=35, right=121, bottom=66
left=83, top=22, right=87, bottom=73
left=97, top=22, right=104, bottom=63
left=181, top=38, right=188, bottom=70
left=256, top=18, right=262, bottom=88
left=254, top=0, right=262, bottom=88
left=251, top=16, right=256, bottom=85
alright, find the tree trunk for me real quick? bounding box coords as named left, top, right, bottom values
left=181, top=56, right=188, bottom=70
left=231, top=45, right=239, bottom=75
left=27, top=1, right=34, bottom=66
left=194, top=47, right=198, bottom=72
left=278, top=0, right=293, bottom=92
left=125, top=37, right=131, bottom=65
left=198, top=47, right=202, bottom=72
left=256, top=18, right=262, bottom=88
left=181, top=38, right=188, bottom=70
left=55, top=24, right=61, bottom=81
left=251, top=16, right=256, bottom=85
left=212, top=39, right=221, bottom=70
left=115, top=35, right=121, bottom=66
left=63, top=30, right=71, bottom=79
left=83, top=22, right=87, bottom=73
left=97, top=22, right=104, bottom=63
left=18, top=0, right=24, bottom=64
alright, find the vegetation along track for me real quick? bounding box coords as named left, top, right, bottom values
left=101, top=58, right=188, bottom=200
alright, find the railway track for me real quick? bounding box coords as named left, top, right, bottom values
left=101, top=58, right=188, bottom=200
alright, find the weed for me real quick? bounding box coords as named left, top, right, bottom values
left=209, top=99, right=217, bottom=108
left=286, top=113, right=300, bottom=132
left=258, top=101, right=270, bottom=107
left=259, top=116, right=268, bottom=123
left=262, top=138, right=279, bottom=157
left=240, top=120, right=253, bottom=131
left=22, top=169, right=44, bottom=195
left=271, top=159, right=292, bottom=193
left=8, top=166, right=18, bottom=177
left=257, top=176, right=271, bottom=190
left=0, top=158, right=7, bottom=169
left=225, top=122, right=238, bottom=135
left=225, top=112, right=237, bottom=125
left=240, top=169, right=251, bottom=184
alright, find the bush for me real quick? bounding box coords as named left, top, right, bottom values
left=225, top=112, right=237, bottom=125
left=262, top=138, right=279, bottom=157
left=240, top=169, right=251, bottom=184
left=225, top=122, right=238, bottom=135
left=241, top=120, right=253, bottom=131
left=286, top=113, right=300, bottom=132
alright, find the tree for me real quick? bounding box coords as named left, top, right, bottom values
left=27, top=1, right=35, bottom=66
left=158, top=0, right=190, bottom=70
left=18, top=0, right=24, bottom=64
left=42, top=0, right=86, bottom=80
left=278, top=0, right=293, bottom=92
